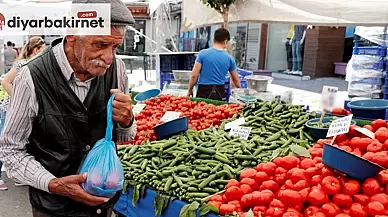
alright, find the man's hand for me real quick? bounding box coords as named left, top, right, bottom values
left=48, top=173, right=109, bottom=207
left=187, top=90, right=193, bottom=97
left=110, top=89, right=133, bottom=127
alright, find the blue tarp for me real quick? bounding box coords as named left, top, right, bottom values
left=114, top=186, right=219, bottom=217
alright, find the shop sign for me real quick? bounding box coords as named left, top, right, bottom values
left=229, top=126, right=252, bottom=140
left=326, top=114, right=353, bottom=137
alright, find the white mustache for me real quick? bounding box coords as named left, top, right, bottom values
left=89, top=59, right=110, bottom=68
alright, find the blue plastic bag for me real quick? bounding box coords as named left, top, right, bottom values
left=79, top=94, right=124, bottom=198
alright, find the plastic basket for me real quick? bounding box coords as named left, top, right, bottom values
left=353, top=46, right=387, bottom=57
left=237, top=68, right=253, bottom=77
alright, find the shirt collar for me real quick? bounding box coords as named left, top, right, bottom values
left=57, top=38, right=76, bottom=81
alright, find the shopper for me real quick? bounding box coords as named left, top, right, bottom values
left=2, top=37, right=46, bottom=96
left=4, top=41, right=17, bottom=75
left=187, top=28, right=241, bottom=101
left=0, top=0, right=136, bottom=216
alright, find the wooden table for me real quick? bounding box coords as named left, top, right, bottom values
left=117, top=55, right=138, bottom=74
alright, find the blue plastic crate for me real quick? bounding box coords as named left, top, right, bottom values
left=183, top=55, right=196, bottom=70
left=351, top=58, right=386, bottom=71
left=353, top=46, right=387, bottom=57
left=160, top=73, right=174, bottom=89
left=160, top=55, right=179, bottom=73
left=237, top=68, right=253, bottom=77
left=351, top=77, right=383, bottom=85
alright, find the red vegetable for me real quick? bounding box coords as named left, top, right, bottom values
left=333, top=194, right=353, bottom=207
left=240, top=178, right=259, bottom=190
left=225, top=186, right=243, bottom=201
left=321, top=176, right=341, bottom=195
left=219, top=204, right=237, bottom=215
left=240, top=168, right=257, bottom=180
left=362, top=178, right=381, bottom=196
left=342, top=180, right=360, bottom=196
left=372, top=119, right=387, bottom=131
left=225, top=179, right=239, bottom=189
left=349, top=203, right=367, bottom=217
left=307, top=189, right=328, bottom=206
left=366, top=201, right=385, bottom=215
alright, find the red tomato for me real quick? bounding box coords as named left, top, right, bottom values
left=255, top=171, right=270, bottom=184
left=321, top=176, right=341, bottom=195
left=349, top=203, right=367, bottom=217
left=342, top=180, right=360, bottom=196
left=224, top=186, right=243, bottom=201
left=321, top=203, right=341, bottom=217
left=366, top=201, right=385, bottom=215
left=307, top=189, right=328, bottom=206
left=240, top=178, right=259, bottom=190
left=259, top=180, right=280, bottom=192
left=225, top=179, right=240, bottom=189
left=333, top=194, right=353, bottom=207
left=300, top=158, right=315, bottom=169
left=278, top=190, right=303, bottom=207
left=362, top=178, right=381, bottom=196
left=377, top=170, right=388, bottom=186
left=240, top=168, right=257, bottom=180
left=239, top=184, right=253, bottom=195
left=353, top=194, right=370, bottom=206
left=371, top=193, right=388, bottom=208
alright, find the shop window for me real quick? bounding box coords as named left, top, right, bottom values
left=117, top=20, right=146, bottom=56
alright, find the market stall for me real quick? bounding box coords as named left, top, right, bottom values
left=113, top=86, right=388, bottom=217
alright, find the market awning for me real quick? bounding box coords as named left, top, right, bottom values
left=182, top=0, right=388, bottom=29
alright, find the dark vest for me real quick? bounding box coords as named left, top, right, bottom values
left=26, top=38, right=119, bottom=217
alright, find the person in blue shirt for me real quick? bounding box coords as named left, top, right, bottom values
left=187, top=28, right=241, bottom=101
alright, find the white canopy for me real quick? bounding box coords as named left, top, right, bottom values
left=182, top=0, right=388, bottom=29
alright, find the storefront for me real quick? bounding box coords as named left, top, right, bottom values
left=117, top=4, right=149, bottom=56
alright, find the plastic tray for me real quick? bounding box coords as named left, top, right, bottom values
left=322, top=144, right=384, bottom=181
left=153, top=116, right=188, bottom=139
left=348, top=99, right=388, bottom=120
left=134, top=89, right=161, bottom=102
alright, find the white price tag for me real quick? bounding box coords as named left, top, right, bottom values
left=161, top=111, right=181, bottom=122
left=229, top=126, right=252, bottom=140
left=326, top=115, right=353, bottom=137
left=132, top=103, right=146, bottom=115
left=355, top=128, right=375, bottom=139
left=319, top=86, right=338, bottom=111
left=225, top=117, right=246, bottom=130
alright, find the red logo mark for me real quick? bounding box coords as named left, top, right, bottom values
left=0, top=13, right=5, bottom=30
left=77, top=11, right=97, bottom=19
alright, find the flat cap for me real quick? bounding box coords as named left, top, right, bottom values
left=72, top=0, right=135, bottom=25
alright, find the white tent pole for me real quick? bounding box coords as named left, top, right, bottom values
left=127, top=25, right=172, bottom=53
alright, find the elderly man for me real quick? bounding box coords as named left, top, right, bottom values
left=0, top=0, right=136, bottom=217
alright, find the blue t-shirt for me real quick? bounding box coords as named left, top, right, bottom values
left=196, top=48, right=237, bottom=85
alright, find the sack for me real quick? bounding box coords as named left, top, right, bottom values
left=79, top=94, right=124, bottom=198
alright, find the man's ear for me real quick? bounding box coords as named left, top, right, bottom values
left=65, top=35, right=76, bottom=44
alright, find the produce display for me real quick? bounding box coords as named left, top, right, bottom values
left=118, top=99, right=316, bottom=216
left=129, top=95, right=242, bottom=145
left=208, top=137, right=388, bottom=217
left=116, top=94, right=388, bottom=217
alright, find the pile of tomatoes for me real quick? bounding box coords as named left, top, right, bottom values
left=129, top=95, right=242, bottom=145
left=209, top=138, right=388, bottom=217
left=324, top=119, right=388, bottom=168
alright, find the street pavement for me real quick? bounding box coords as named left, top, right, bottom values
left=0, top=76, right=349, bottom=217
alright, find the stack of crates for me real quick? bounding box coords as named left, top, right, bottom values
left=159, top=54, right=197, bottom=89
left=348, top=44, right=386, bottom=99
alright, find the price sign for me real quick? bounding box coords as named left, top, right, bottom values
left=326, top=115, right=353, bottom=137
left=319, top=86, right=338, bottom=111
left=132, top=103, right=146, bottom=115
left=229, top=126, right=252, bottom=140
left=355, top=127, right=375, bottom=139
left=225, top=117, right=245, bottom=130
left=161, top=111, right=181, bottom=122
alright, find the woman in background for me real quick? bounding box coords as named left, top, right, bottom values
left=2, top=37, right=46, bottom=96
left=0, top=37, right=45, bottom=189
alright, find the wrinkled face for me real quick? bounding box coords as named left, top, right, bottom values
left=65, top=26, right=125, bottom=76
